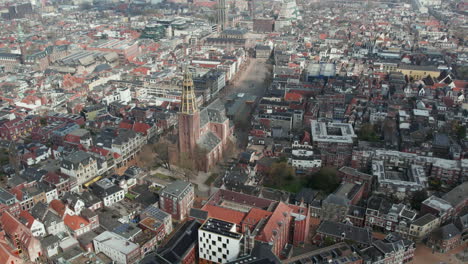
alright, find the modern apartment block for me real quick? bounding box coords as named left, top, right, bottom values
left=198, top=218, right=242, bottom=264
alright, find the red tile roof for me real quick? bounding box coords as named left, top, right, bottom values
left=9, top=188, right=24, bottom=201
left=64, top=214, right=89, bottom=231
left=133, top=122, right=151, bottom=135
left=19, top=210, right=36, bottom=228
left=119, top=121, right=133, bottom=130
left=300, top=131, right=311, bottom=145
left=43, top=172, right=69, bottom=185
left=202, top=204, right=246, bottom=225
left=284, top=92, right=303, bottom=102
left=50, top=199, right=66, bottom=217
left=0, top=212, right=34, bottom=252
left=242, top=208, right=272, bottom=229
left=453, top=80, right=468, bottom=89
left=0, top=240, right=21, bottom=264
left=89, top=146, right=110, bottom=156
left=258, top=202, right=293, bottom=242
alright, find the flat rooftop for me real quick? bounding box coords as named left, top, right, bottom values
left=200, top=218, right=242, bottom=240
left=311, top=120, right=356, bottom=144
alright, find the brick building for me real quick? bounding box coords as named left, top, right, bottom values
left=427, top=223, right=461, bottom=253
left=192, top=189, right=309, bottom=259
left=0, top=116, right=39, bottom=141
left=338, top=167, right=375, bottom=198
left=159, top=180, right=194, bottom=221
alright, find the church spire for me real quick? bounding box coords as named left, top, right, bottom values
left=17, top=23, right=25, bottom=43
left=180, top=67, right=197, bottom=114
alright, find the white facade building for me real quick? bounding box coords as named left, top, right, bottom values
left=44, top=188, right=59, bottom=203
left=198, top=218, right=242, bottom=264
left=29, top=219, right=46, bottom=237
left=92, top=178, right=125, bottom=207
left=103, top=88, right=132, bottom=105
left=93, top=231, right=140, bottom=264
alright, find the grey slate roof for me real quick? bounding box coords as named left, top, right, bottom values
left=227, top=241, right=280, bottom=264
left=189, top=208, right=208, bottom=221
left=0, top=188, right=15, bottom=203
left=442, top=182, right=468, bottom=207
left=433, top=133, right=450, bottom=148
left=43, top=211, right=62, bottom=226
left=161, top=180, right=192, bottom=199
left=200, top=108, right=210, bottom=128
left=200, top=99, right=228, bottom=127
left=317, top=220, right=372, bottom=245
left=154, top=220, right=201, bottom=264
left=432, top=223, right=461, bottom=241
left=61, top=151, right=94, bottom=169
left=30, top=202, right=48, bottom=220
left=323, top=193, right=350, bottom=206
left=412, top=213, right=437, bottom=227
left=197, top=131, right=221, bottom=151
left=41, top=235, right=60, bottom=248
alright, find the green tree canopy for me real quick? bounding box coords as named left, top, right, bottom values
left=358, top=123, right=380, bottom=142
left=306, top=167, right=340, bottom=194
left=410, top=190, right=428, bottom=211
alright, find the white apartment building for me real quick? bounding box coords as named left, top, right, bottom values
left=103, top=88, right=132, bottom=105
left=92, top=178, right=125, bottom=207
left=198, top=218, right=242, bottom=264
left=93, top=231, right=140, bottom=264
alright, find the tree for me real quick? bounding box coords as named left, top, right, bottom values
left=268, top=161, right=295, bottom=187
left=307, top=167, right=340, bottom=194
left=323, top=237, right=336, bottom=247
left=429, top=178, right=442, bottom=191
left=456, top=125, right=467, bottom=140
left=358, top=123, right=380, bottom=142
left=455, top=65, right=468, bottom=80
left=410, top=190, right=428, bottom=211
left=40, top=118, right=47, bottom=126
left=152, top=142, right=171, bottom=170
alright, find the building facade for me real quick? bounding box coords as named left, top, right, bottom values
left=159, top=180, right=194, bottom=221
left=198, top=218, right=242, bottom=264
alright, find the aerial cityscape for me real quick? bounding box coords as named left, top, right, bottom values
left=0, top=0, right=466, bottom=263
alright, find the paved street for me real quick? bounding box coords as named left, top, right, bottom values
left=412, top=243, right=467, bottom=264
left=219, top=58, right=271, bottom=101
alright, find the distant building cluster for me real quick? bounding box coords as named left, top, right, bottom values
left=0, top=0, right=466, bottom=264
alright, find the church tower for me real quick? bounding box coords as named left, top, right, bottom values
left=17, top=23, right=26, bottom=64
left=178, top=68, right=200, bottom=155
left=217, top=0, right=227, bottom=31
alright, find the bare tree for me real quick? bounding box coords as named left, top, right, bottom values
left=152, top=141, right=171, bottom=170
left=178, top=152, right=196, bottom=180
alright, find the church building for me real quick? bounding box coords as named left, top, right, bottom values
left=174, top=68, right=233, bottom=171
